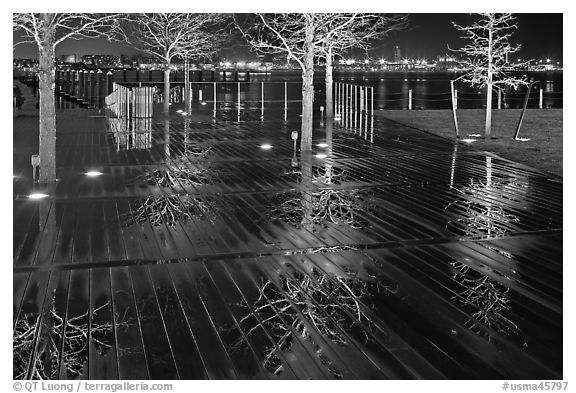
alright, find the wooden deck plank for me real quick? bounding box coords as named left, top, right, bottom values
left=59, top=269, right=90, bottom=380
left=147, top=263, right=210, bottom=379
left=203, top=260, right=300, bottom=379
left=167, top=262, right=238, bottom=379
left=109, top=267, right=149, bottom=380
left=13, top=270, right=52, bottom=379
left=194, top=262, right=272, bottom=379
left=128, top=265, right=179, bottom=379
left=88, top=268, right=119, bottom=379
left=361, top=247, right=561, bottom=379
left=13, top=273, right=31, bottom=326
left=219, top=259, right=334, bottom=379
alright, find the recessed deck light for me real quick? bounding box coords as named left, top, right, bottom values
left=29, top=193, right=48, bottom=200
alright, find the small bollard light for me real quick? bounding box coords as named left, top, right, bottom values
left=31, top=154, right=40, bottom=182
left=291, top=131, right=298, bottom=140
left=29, top=193, right=48, bottom=200
left=320, top=106, right=324, bottom=118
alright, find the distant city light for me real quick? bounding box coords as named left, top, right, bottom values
left=29, top=193, right=48, bottom=200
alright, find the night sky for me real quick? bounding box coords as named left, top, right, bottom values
left=12, top=13, right=563, bottom=63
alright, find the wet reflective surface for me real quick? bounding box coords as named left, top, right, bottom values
left=13, top=99, right=562, bottom=379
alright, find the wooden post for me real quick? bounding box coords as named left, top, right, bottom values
left=514, top=80, right=535, bottom=139
left=498, top=89, right=502, bottom=110
left=261, top=81, right=264, bottom=118
left=96, top=69, right=103, bottom=108
left=213, top=81, right=217, bottom=116
left=106, top=71, right=113, bottom=96
left=539, top=88, right=543, bottom=109
left=284, top=81, right=288, bottom=120
left=370, top=87, right=374, bottom=114
left=450, top=80, right=460, bottom=138
left=454, top=89, right=458, bottom=109
left=237, top=82, right=240, bottom=113
left=89, top=70, right=95, bottom=107
left=408, top=89, right=412, bottom=110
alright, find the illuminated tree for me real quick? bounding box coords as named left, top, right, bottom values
left=13, top=13, right=121, bottom=182
left=451, top=13, right=528, bottom=138
left=120, top=13, right=226, bottom=114
left=316, top=14, right=407, bottom=119
left=237, top=13, right=323, bottom=151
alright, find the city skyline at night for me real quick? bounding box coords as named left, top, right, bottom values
left=12, top=13, right=563, bottom=64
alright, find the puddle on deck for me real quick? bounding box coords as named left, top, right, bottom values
left=13, top=102, right=562, bottom=380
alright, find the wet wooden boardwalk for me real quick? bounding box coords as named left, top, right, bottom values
left=13, top=97, right=562, bottom=379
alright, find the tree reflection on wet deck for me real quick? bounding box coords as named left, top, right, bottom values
left=13, top=102, right=562, bottom=379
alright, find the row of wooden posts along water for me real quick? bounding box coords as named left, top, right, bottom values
left=55, top=68, right=251, bottom=108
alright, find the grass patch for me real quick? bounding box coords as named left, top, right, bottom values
left=377, top=109, right=562, bottom=177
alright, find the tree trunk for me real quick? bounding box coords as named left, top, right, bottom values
left=38, top=35, right=57, bottom=183
left=163, top=65, right=171, bottom=115
left=485, top=21, right=493, bottom=139
left=300, top=16, right=315, bottom=151
left=485, top=82, right=493, bottom=139
left=184, top=58, right=190, bottom=113
left=325, top=48, right=334, bottom=119
left=300, top=150, right=314, bottom=231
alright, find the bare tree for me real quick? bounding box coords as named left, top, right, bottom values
left=451, top=13, right=528, bottom=139
left=237, top=13, right=325, bottom=151
left=120, top=13, right=226, bottom=115
left=316, top=14, right=407, bottom=119
left=13, top=13, right=121, bottom=182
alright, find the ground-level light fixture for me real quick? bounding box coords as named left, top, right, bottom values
left=29, top=193, right=49, bottom=200
left=461, top=138, right=476, bottom=144
left=315, top=153, right=328, bottom=159
left=260, top=144, right=273, bottom=150
left=317, top=143, right=328, bottom=148
left=85, top=171, right=103, bottom=177
left=176, top=109, right=183, bottom=113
